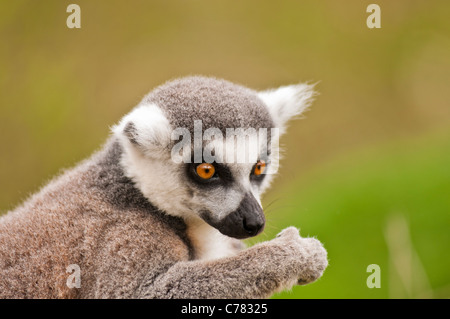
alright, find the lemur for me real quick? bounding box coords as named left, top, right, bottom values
left=0, top=76, right=327, bottom=298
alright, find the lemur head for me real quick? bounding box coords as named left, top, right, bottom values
left=113, top=76, right=315, bottom=239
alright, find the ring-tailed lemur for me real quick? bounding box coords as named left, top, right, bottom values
left=0, top=76, right=327, bottom=298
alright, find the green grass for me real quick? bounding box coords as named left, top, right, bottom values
left=261, top=130, right=450, bottom=298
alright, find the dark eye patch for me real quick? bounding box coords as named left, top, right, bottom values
left=186, top=162, right=234, bottom=188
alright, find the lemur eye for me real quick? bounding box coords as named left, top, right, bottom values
left=196, top=163, right=216, bottom=180
left=253, top=160, right=266, bottom=176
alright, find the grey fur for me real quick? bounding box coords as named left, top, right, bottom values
left=144, top=76, right=274, bottom=135
left=0, top=140, right=193, bottom=298
left=0, top=76, right=327, bottom=298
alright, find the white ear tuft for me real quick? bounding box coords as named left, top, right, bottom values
left=112, top=103, right=172, bottom=157
left=258, top=83, right=317, bottom=134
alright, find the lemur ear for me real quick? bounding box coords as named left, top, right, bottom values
left=257, top=83, right=316, bottom=134
left=112, top=103, right=172, bottom=157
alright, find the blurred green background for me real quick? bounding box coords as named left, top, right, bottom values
left=1, top=0, right=449, bottom=298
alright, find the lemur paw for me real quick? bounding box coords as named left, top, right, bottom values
left=274, top=227, right=328, bottom=285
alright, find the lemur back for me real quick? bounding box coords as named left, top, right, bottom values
left=0, top=141, right=192, bottom=298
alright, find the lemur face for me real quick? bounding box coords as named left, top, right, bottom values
left=182, top=132, right=274, bottom=239
left=114, top=76, right=315, bottom=239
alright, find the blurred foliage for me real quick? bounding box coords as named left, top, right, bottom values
left=1, top=0, right=449, bottom=298
left=266, top=128, right=450, bottom=298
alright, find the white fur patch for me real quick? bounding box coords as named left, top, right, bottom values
left=120, top=145, right=198, bottom=219
left=187, top=218, right=241, bottom=260
left=258, top=84, right=316, bottom=134
left=113, top=103, right=198, bottom=219
left=112, top=103, right=172, bottom=158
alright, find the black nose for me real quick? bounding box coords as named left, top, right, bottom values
left=200, top=193, right=266, bottom=239
left=243, top=213, right=265, bottom=236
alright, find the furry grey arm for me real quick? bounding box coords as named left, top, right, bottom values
left=138, top=227, right=328, bottom=299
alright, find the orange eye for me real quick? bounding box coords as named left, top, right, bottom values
left=253, top=160, right=266, bottom=176
left=196, top=163, right=216, bottom=179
